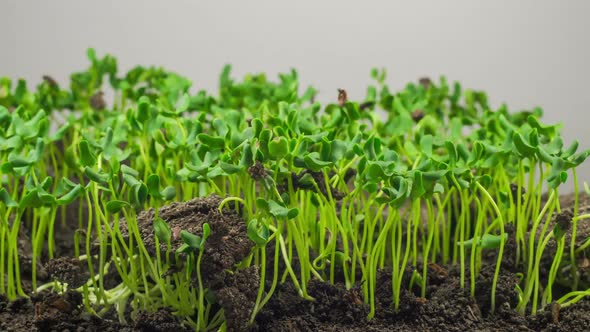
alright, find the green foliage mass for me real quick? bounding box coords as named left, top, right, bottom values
left=1, top=49, right=589, bottom=330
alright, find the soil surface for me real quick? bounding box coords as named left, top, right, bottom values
left=4, top=194, right=590, bottom=331
left=119, top=194, right=253, bottom=286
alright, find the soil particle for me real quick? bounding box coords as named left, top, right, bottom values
left=134, top=308, right=191, bottom=332
left=510, top=183, right=525, bottom=204
left=291, top=170, right=345, bottom=200
left=337, top=89, right=348, bottom=106
left=42, top=75, right=59, bottom=88
left=359, top=101, right=375, bottom=111
left=342, top=168, right=357, bottom=184
left=45, top=257, right=89, bottom=289
left=90, top=91, right=106, bottom=110
left=214, top=266, right=260, bottom=332
left=427, top=262, right=449, bottom=285
left=555, top=210, right=573, bottom=234
left=411, top=109, right=425, bottom=122
left=418, top=77, right=432, bottom=89
left=248, top=161, right=267, bottom=181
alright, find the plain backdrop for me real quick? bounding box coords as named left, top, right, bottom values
left=1, top=0, right=589, bottom=190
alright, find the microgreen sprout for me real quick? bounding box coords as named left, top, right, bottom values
left=0, top=49, right=589, bottom=330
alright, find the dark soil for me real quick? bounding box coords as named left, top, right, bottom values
left=4, top=194, right=590, bottom=331
left=254, top=263, right=590, bottom=332
left=119, top=194, right=253, bottom=285
left=214, top=266, right=260, bottom=332
left=536, top=193, right=590, bottom=291
left=0, top=291, right=128, bottom=332
left=134, top=308, right=192, bottom=332
left=45, top=257, right=89, bottom=289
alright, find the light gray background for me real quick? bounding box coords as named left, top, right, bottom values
left=1, top=0, right=589, bottom=190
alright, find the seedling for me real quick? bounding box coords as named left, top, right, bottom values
left=0, top=49, right=589, bottom=330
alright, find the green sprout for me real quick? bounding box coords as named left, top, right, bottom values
left=0, top=49, right=589, bottom=330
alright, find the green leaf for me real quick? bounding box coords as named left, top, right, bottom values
left=31, top=138, right=45, bottom=162
left=545, top=137, right=563, bottom=155
left=445, top=141, right=458, bottom=165
left=420, top=135, right=433, bottom=157
left=297, top=173, right=317, bottom=188
left=19, top=189, right=42, bottom=209
left=106, top=200, right=130, bottom=213
left=8, top=158, right=33, bottom=168
left=137, top=96, right=151, bottom=124
left=84, top=167, right=110, bottom=184
left=147, top=174, right=162, bottom=197
left=268, top=136, right=289, bottom=159
left=37, top=186, right=56, bottom=205
left=122, top=173, right=141, bottom=188
left=247, top=219, right=269, bottom=246
left=266, top=199, right=298, bottom=219
left=287, top=208, right=299, bottom=219
left=181, top=230, right=202, bottom=250
left=197, top=134, right=225, bottom=149
left=304, top=152, right=332, bottom=172
left=268, top=200, right=289, bottom=218
left=363, top=182, right=378, bottom=194
left=239, top=143, right=254, bottom=167
left=537, top=146, right=556, bottom=164
left=121, top=164, right=139, bottom=177
left=480, top=233, right=507, bottom=249
left=433, top=183, right=445, bottom=194
left=154, top=217, right=171, bottom=244
left=527, top=115, right=560, bottom=137
left=78, top=140, right=97, bottom=167
left=176, top=243, right=192, bottom=254
left=478, top=175, right=492, bottom=188
left=513, top=132, right=536, bottom=157
left=547, top=158, right=567, bottom=189
left=459, top=233, right=507, bottom=249
left=87, top=48, right=97, bottom=62
left=562, top=140, right=579, bottom=159
left=0, top=136, right=22, bottom=151
left=201, top=223, right=211, bottom=246
left=0, top=188, right=18, bottom=208
left=528, top=128, right=539, bottom=148
left=56, top=184, right=83, bottom=205
left=50, top=123, right=70, bottom=142
left=161, top=186, right=176, bottom=200
left=177, top=93, right=190, bottom=113
left=410, top=171, right=426, bottom=199
left=256, top=198, right=269, bottom=213
left=219, top=162, right=243, bottom=174
left=133, top=183, right=148, bottom=206
left=39, top=176, right=53, bottom=191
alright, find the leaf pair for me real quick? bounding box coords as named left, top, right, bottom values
left=256, top=198, right=299, bottom=220
left=147, top=174, right=176, bottom=201
left=177, top=223, right=211, bottom=253
left=458, top=233, right=507, bottom=249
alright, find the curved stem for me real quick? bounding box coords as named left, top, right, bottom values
left=476, top=182, right=505, bottom=314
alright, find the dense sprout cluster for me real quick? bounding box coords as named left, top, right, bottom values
left=1, top=49, right=590, bottom=330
